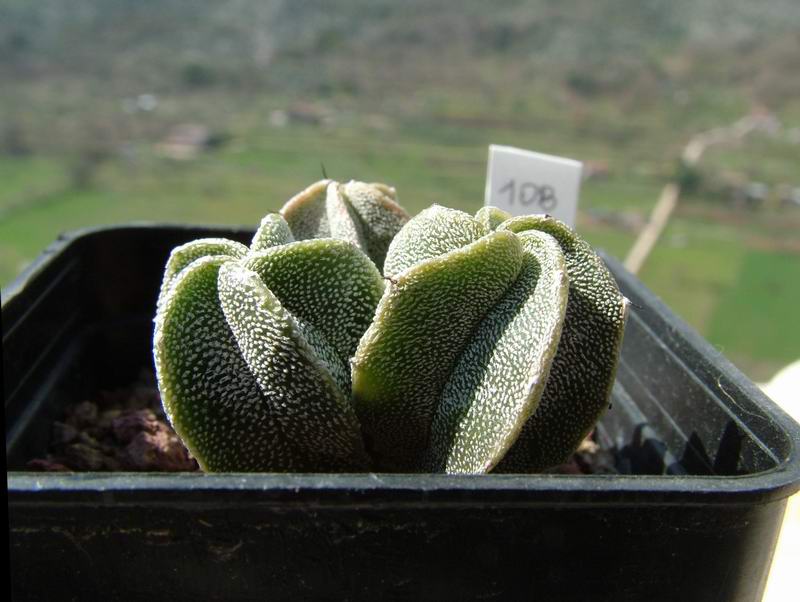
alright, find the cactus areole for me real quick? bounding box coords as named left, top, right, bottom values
left=154, top=179, right=628, bottom=474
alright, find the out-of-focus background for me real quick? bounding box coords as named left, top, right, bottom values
left=1, top=0, right=798, bottom=384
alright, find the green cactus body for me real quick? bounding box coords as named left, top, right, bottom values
left=352, top=206, right=570, bottom=472
left=251, top=213, right=294, bottom=251
left=154, top=228, right=383, bottom=471
left=426, top=230, right=568, bottom=473
left=493, top=215, right=629, bottom=473
left=382, top=205, right=488, bottom=278
left=338, top=180, right=410, bottom=269
left=281, top=179, right=409, bottom=270
left=242, top=239, right=386, bottom=391
left=156, top=238, right=249, bottom=311
left=475, top=206, right=512, bottom=231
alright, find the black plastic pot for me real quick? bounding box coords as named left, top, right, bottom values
left=5, top=225, right=800, bottom=602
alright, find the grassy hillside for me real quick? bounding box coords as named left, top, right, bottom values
left=1, top=0, right=799, bottom=380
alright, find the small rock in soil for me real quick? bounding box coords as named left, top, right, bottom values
left=548, top=432, right=618, bottom=475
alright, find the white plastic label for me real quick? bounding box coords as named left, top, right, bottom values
left=484, top=144, right=583, bottom=227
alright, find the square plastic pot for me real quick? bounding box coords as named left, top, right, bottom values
left=5, top=224, right=800, bottom=602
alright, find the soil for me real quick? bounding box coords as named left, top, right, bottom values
left=27, top=370, right=199, bottom=472
left=27, top=370, right=616, bottom=474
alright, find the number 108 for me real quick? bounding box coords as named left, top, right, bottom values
left=498, top=180, right=558, bottom=211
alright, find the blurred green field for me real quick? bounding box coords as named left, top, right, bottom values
left=640, top=212, right=800, bottom=379
left=0, top=118, right=664, bottom=279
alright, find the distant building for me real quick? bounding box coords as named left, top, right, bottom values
left=155, top=124, right=211, bottom=160
left=582, top=160, right=611, bottom=181
left=779, top=186, right=800, bottom=209
left=286, top=102, right=335, bottom=127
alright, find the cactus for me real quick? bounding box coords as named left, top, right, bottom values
left=353, top=207, right=627, bottom=472
left=155, top=181, right=627, bottom=474
left=353, top=206, right=570, bottom=472
left=153, top=180, right=405, bottom=472
left=280, top=179, right=409, bottom=270
left=492, top=215, right=629, bottom=472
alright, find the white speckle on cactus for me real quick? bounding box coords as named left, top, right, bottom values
left=156, top=238, right=248, bottom=311
left=251, top=214, right=294, bottom=251
left=383, top=205, right=487, bottom=278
